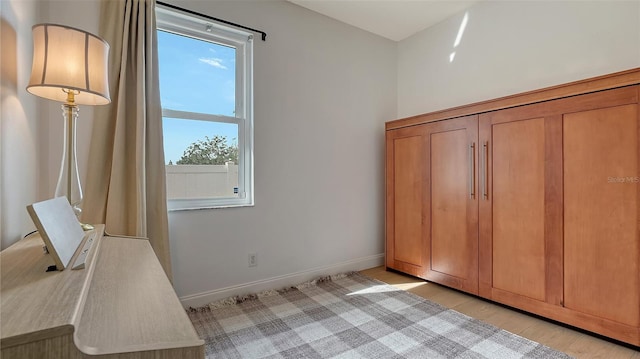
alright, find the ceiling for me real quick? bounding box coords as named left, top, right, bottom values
left=288, top=0, right=479, bottom=42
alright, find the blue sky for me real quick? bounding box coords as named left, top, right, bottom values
left=157, top=30, right=237, bottom=164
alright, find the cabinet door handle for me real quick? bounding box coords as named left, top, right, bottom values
left=482, top=141, right=489, bottom=199
left=469, top=142, right=476, bottom=199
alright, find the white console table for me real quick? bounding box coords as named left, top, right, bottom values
left=1, top=225, right=204, bottom=358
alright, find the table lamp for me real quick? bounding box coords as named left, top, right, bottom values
left=27, top=24, right=111, bottom=230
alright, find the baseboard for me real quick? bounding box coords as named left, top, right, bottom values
left=179, top=253, right=385, bottom=308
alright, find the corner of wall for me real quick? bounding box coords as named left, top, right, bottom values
left=0, top=0, right=42, bottom=249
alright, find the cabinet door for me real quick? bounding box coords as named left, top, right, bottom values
left=386, top=125, right=429, bottom=277
left=386, top=116, right=478, bottom=290
left=563, top=99, right=640, bottom=330
left=479, top=86, right=640, bottom=343
left=479, top=106, right=564, bottom=307
left=423, top=115, right=479, bottom=294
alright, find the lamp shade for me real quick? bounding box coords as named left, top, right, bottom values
left=27, top=24, right=111, bottom=106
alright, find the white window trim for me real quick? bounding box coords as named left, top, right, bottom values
left=156, top=5, right=254, bottom=211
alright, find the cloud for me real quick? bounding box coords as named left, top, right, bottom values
left=198, top=57, right=227, bottom=70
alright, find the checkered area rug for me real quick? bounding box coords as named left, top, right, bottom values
left=188, top=272, right=572, bottom=358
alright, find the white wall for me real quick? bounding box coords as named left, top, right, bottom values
left=398, top=0, right=640, bottom=118
left=166, top=0, right=396, bottom=305
left=1, top=0, right=41, bottom=249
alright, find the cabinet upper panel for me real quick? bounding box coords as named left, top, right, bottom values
left=482, top=86, right=638, bottom=124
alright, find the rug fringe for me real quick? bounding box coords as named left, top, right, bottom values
left=188, top=271, right=358, bottom=312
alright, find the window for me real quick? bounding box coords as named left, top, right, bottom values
left=156, top=5, right=254, bottom=210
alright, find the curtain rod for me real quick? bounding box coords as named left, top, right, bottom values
left=156, top=1, right=267, bottom=41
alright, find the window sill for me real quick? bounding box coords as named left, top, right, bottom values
left=167, top=198, right=254, bottom=212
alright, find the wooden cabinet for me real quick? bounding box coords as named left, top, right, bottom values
left=478, top=86, right=640, bottom=343
left=385, top=68, right=640, bottom=346
left=386, top=124, right=428, bottom=278
left=386, top=115, right=478, bottom=294
left=478, top=100, right=564, bottom=307
left=426, top=116, right=479, bottom=294
left=562, top=92, right=639, bottom=339
left=479, top=113, right=554, bottom=303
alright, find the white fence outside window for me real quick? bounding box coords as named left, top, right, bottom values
left=165, top=163, right=238, bottom=199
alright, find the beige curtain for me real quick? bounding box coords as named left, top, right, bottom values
left=83, top=0, right=172, bottom=279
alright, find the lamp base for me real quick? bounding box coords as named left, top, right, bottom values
left=57, top=99, right=92, bottom=232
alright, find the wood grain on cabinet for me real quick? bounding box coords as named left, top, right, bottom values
left=478, top=110, right=563, bottom=306
left=430, top=130, right=471, bottom=278
left=386, top=127, right=429, bottom=277
left=424, top=116, right=479, bottom=294
left=491, top=118, right=546, bottom=302
left=563, top=104, right=639, bottom=328
left=386, top=116, right=478, bottom=294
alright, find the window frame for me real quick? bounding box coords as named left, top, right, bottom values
left=156, top=5, right=254, bottom=210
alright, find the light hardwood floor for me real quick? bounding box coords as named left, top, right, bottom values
left=361, top=266, right=640, bottom=359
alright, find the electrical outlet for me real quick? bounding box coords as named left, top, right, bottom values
left=248, top=253, right=257, bottom=267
